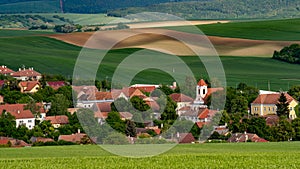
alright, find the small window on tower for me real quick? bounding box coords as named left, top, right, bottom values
left=202, top=89, right=205, bottom=95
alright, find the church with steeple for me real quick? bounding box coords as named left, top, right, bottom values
left=192, top=79, right=208, bottom=110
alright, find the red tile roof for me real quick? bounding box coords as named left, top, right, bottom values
left=19, top=81, right=40, bottom=92
left=198, top=79, right=207, bottom=86
left=0, top=65, right=14, bottom=75
left=112, top=87, right=145, bottom=98
left=0, top=139, right=9, bottom=145
left=130, top=86, right=156, bottom=93
left=198, top=108, right=210, bottom=119
left=196, top=122, right=207, bottom=128
left=144, top=98, right=160, bottom=111
left=264, top=115, right=279, bottom=127
left=96, top=102, right=112, bottom=112
left=0, top=104, right=34, bottom=119
left=179, top=106, right=191, bottom=111
left=252, top=93, right=296, bottom=104
left=178, top=133, right=195, bottom=143
left=45, top=115, right=69, bottom=125
left=11, top=68, right=41, bottom=77
left=58, top=133, right=86, bottom=143
left=169, top=93, right=194, bottom=102
left=94, top=112, right=109, bottom=119
left=119, top=112, right=133, bottom=119
left=227, top=133, right=268, bottom=143
left=0, top=80, right=5, bottom=86
left=47, top=81, right=65, bottom=90
left=95, top=92, right=113, bottom=100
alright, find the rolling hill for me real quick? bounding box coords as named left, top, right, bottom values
left=0, top=34, right=299, bottom=90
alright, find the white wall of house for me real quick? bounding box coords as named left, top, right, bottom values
left=16, top=118, right=35, bottom=130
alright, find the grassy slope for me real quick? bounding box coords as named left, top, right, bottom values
left=166, top=18, right=300, bottom=41
left=0, top=36, right=299, bottom=90
left=0, top=143, right=300, bottom=168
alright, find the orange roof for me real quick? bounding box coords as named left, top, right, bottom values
left=196, top=122, right=207, bottom=128
left=19, top=81, right=40, bottom=92
left=153, top=128, right=161, bottom=135
left=130, top=86, right=156, bottom=93
left=119, top=112, right=133, bottom=119
left=58, top=133, right=86, bottom=143
left=0, top=65, right=14, bottom=75
left=47, top=81, right=65, bottom=90
left=198, top=108, right=210, bottom=119
left=178, top=133, right=195, bottom=143
left=0, top=104, right=34, bottom=119
left=45, top=115, right=69, bottom=124
left=112, top=87, right=145, bottom=98
left=94, top=112, right=109, bottom=119
left=179, top=106, right=191, bottom=111
left=96, top=102, right=112, bottom=112
left=144, top=99, right=160, bottom=111
left=169, top=93, right=194, bottom=102
left=198, top=79, right=207, bottom=86
left=11, top=68, right=41, bottom=77
left=252, top=93, right=296, bottom=104
left=95, top=92, right=113, bottom=100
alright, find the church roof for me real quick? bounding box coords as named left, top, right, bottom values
left=198, top=79, right=207, bottom=86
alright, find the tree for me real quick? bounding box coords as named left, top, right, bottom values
left=276, top=93, right=289, bottom=118
left=0, top=111, right=16, bottom=137
left=230, top=95, right=248, bottom=113
left=160, top=96, right=178, bottom=121
left=288, top=85, right=300, bottom=102
left=48, top=94, right=69, bottom=116
left=106, top=111, right=125, bottom=133
left=292, top=118, right=300, bottom=141
left=274, top=118, right=295, bottom=141
left=125, top=120, right=136, bottom=137
left=56, top=86, right=73, bottom=107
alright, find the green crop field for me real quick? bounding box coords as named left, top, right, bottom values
left=0, top=36, right=299, bottom=90
left=167, top=18, right=300, bottom=41
left=0, top=142, right=299, bottom=168
left=0, top=29, right=55, bottom=37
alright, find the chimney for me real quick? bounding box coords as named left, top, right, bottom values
left=173, top=82, right=177, bottom=88
left=78, top=128, right=80, bottom=134
left=17, top=110, right=20, bottom=114
left=19, top=68, right=21, bottom=71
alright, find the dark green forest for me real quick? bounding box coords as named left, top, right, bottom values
left=1, top=0, right=300, bottom=20
left=273, top=44, right=300, bottom=64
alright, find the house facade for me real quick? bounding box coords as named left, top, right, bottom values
left=11, top=67, right=42, bottom=81
left=251, top=92, right=298, bottom=119
left=0, top=104, right=35, bottom=129
left=19, top=81, right=41, bottom=93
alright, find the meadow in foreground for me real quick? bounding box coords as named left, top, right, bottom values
left=0, top=142, right=300, bottom=169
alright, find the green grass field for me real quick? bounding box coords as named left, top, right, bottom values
left=0, top=36, right=299, bottom=90
left=0, top=142, right=300, bottom=168
left=0, top=29, right=55, bottom=37
left=167, top=18, right=300, bottom=41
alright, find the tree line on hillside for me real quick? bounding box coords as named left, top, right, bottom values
left=273, top=44, right=300, bottom=64
left=107, top=0, right=300, bottom=19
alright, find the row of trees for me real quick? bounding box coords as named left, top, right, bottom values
left=273, top=44, right=300, bottom=64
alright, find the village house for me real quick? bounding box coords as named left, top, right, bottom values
left=0, top=104, right=35, bottom=129
left=46, top=81, right=66, bottom=90
left=227, top=132, right=268, bottom=143
left=18, top=81, right=41, bottom=93
left=45, top=115, right=69, bottom=128
left=0, top=137, right=30, bottom=147
left=0, top=65, right=15, bottom=76
left=251, top=92, right=298, bottom=119
left=30, top=137, right=54, bottom=144
left=58, top=133, right=87, bottom=143
left=11, top=67, right=42, bottom=81
left=169, top=93, right=194, bottom=115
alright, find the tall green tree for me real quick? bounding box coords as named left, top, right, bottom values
left=125, top=120, right=136, bottom=137
left=48, top=94, right=69, bottom=116
left=276, top=93, right=289, bottom=118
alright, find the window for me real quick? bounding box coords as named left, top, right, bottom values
left=272, top=107, right=275, bottom=112
left=268, top=107, right=270, bottom=111
left=264, top=107, right=266, bottom=111
left=202, top=89, right=206, bottom=95
left=254, top=107, right=258, bottom=111
left=290, top=107, right=293, bottom=111
left=28, top=120, right=32, bottom=123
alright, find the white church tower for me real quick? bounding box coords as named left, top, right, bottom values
left=192, top=79, right=208, bottom=110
